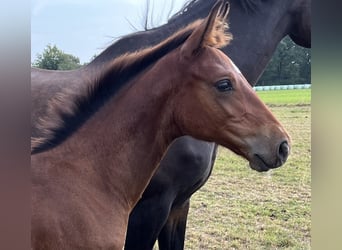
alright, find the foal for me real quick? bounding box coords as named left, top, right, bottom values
left=31, top=1, right=290, bottom=249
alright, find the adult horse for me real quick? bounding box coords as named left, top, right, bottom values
left=125, top=1, right=311, bottom=249
left=31, top=1, right=291, bottom=249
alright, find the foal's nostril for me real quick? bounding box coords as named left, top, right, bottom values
left=278, top=141, right=289, bottom=163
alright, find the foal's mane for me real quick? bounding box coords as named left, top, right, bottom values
left=31, top=12, right=232, bottom=154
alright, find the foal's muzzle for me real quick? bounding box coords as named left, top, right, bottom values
left=250, top=140, right=290, bottom=172
left=277, top=140, right=290, bottom=165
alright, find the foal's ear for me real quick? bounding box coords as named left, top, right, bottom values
left=181, top=0, right=232, bottom=58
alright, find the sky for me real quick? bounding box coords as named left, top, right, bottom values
left=31, top=0, right=187, bottom=64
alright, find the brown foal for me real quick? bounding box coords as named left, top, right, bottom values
left=31, top=1, right=290, bottom=249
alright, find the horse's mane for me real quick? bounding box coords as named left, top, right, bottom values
left=31, top=14, right=232, bottom=154
left=171, top=0, right=262, bottom=20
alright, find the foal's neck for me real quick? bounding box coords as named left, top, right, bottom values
left=64, top=54, right=182, bottom=210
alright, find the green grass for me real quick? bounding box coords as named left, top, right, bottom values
left=256, top=89, right=311, bottom=106
left=182, top=89, right=311, bottom=249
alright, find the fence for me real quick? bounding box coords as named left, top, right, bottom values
left=253, top=84, right=311, bottom=91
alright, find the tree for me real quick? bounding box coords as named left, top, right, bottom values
left=257, top=36, right=311, bottom=86
left=32, top=44, right=82, bottom=70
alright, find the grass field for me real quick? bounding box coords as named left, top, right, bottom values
left=182, top=89, right=311, bottom=249
left=256, top=89, right=311, bottom=106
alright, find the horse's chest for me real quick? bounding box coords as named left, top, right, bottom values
left=32, top=174, right=128, bottom=249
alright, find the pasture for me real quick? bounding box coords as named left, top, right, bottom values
left=180, top=89, right=311, bottom=249
left=256, top=88, right=311, bottom=106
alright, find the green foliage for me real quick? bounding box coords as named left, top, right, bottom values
left=257, top=36, right=311, bottom=86
left=32, top=44, right=82, bottom=70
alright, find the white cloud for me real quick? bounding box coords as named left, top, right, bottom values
left=31, top=0, right=48, bottom=16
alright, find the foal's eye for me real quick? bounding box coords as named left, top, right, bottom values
left=215, top=79, right=233, bottom=92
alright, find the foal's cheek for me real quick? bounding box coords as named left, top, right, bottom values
left=215, top=94, right=240, bottom=116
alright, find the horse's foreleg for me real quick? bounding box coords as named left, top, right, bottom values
left=125, top=195, right=171, bottom=250
left=157, top=199, right=190, bottom=250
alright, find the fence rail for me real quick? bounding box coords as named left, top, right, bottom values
left=253, top=84, right=311, bottom=91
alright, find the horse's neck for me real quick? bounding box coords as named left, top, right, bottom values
left=223, top=3, right=292, bottom=85
left=55, top=61, right=180, bottom=209
left=225, top=33, right=284, bottom=85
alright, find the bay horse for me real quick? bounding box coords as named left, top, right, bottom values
left=125, top=1, right=311, bottom=249
left=31, top=1, right=290, bottom=249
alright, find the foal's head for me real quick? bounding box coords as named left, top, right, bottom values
left=172, top=0, right=291, bottom=171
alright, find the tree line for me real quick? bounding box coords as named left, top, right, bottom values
left=32, top=36, right=311, bottom=86
left=257, top=36, right=311, bottom=86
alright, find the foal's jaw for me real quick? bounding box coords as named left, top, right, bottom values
left=217, top=135, right=290, bottom=172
